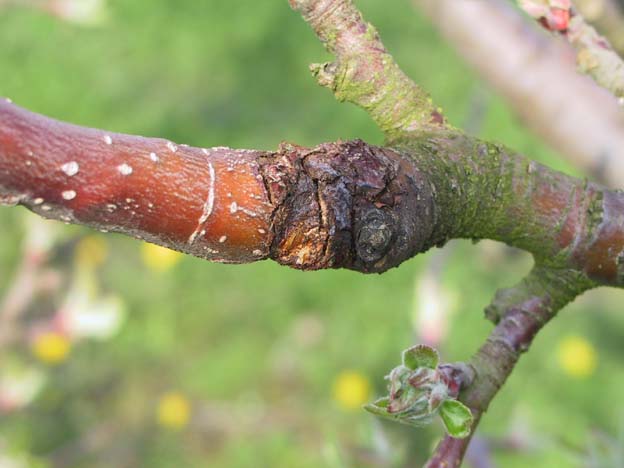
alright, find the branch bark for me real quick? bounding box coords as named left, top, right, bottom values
left=5, top=99, right=624, bottom=282
left=576, top=0, right=624, bottom=55
left=289, top=0, right=446, bottom=142
left=517, top=0, right=624, bottom=98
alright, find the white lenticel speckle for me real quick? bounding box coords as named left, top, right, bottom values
left=61, top=161, right=79, bottom=176
left=103, top=135, right=113, bottom=145
left=219, top=235, right=227, bottom=243
left=252, top=250, right=263, bottom=256
left=62, top=190, right=76, bottom=200
left=149, top=152, right=159, bottom=162
left=258, top=228, right=266, bottom=234
left=117, top=163, right=133, bottom=176
left=167, top=142, right=177, bottom=153
left=229, top=202, right=237, bottom=213
left=33, top=197, right=44, bottom=205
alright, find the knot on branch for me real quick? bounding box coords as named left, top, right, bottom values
left=259, top=140, right=435, bottom=273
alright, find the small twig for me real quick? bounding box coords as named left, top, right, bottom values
left=576, top=0, right=624, bottom=55
left=518, top=0, right=624, bottom=98
left=289, top=0, right=446, bottom=142
left=425, top=266, right=592, bottom=467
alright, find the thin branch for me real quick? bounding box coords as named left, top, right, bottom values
left=426, top=266, right=591, bottom=467
left=518, top=0, right=624, bottom=98
left=415, top=0, right=624, bottom=189
left=576, top=0, right=624, bottom=55
left=289, top=0, right=446, bottom=142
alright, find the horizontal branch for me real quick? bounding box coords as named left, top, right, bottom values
left=3, top=99, right=624, bottom=284
left=0, top=99, right=272, bottom=264
left=0, top=100, right=435, bottom=273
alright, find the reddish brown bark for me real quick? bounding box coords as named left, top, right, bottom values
left=0, top=99, right=272, bottom=263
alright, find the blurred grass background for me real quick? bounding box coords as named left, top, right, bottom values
left=0, top=0, right=623, bottom=467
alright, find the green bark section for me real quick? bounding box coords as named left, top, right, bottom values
left=397, top=131, right=607, bottom=274
left=466, top=267, right=592, bottom=410
left=290, top=0, right=444, bottom=142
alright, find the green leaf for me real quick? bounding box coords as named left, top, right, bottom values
left=364, top=397, right=434, bottom=428
left=402, top=345, right=439, bottom=370
left=364, top=397, right=392, bottom=417
left=439, top=400, right=473, bottom=439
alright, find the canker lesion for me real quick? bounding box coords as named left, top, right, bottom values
left=260, top=140, right=436, bottom=273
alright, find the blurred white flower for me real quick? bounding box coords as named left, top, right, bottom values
left=62, top=294, right=125, bottom=340
left=57, top=258, right=126, bottom=341
left=48, top=0, right=109, bottom=26
left=412, top=269, right=455, bottom=347
left=0, top=363, right=45, bottom=413
left=23, top=212, right=59, bottom=259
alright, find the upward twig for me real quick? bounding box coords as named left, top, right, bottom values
left=289, top=0, right=446, bottom=142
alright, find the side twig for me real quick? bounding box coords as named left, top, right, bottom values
left=576, top=0, right=624, bottom=55
left=518, top=0, right=624, bottom=98
left=289, top=0, right=446, bottom=142
left=426, top=266, right=591, bottom=467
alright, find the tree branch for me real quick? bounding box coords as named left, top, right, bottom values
left=288, top=0, right=446, bottom=142
left=518, top=0, right=624, bottom=98
left=0, top=99, right=439, bottom=273
left=576, top=0, right=624, bottom=55
left=426, top=266, right=590, bottom=467
left=5, top=98, right=624, bottom=282
left=0, top=99, right=273, bottom=264
left=3, top=1, right=624, bottom=466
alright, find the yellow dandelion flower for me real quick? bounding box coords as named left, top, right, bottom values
left=557, top=335, right=597, bottom=378
left=156, top=392, right=191, bottom=430
left=140, top=243, right=182, bottom=272
left=332, top=370, right=371, bottom=410
left=75, top=235, right=109, bottom=268
left=31, top=332, right=71, bottom=365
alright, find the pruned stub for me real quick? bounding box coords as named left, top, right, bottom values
left=260, top=140, right=434, bottom=273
